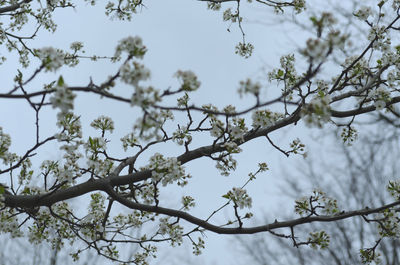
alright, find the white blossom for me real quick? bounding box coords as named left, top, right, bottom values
left=368, top=25, right=386, bottom=42
left=36, top=47, right=64, bottom=72
left=0, top=127, right=11, bottom=156
left=251, top=109, right=283, bottom=128
left=301, top=94, right=332, bottom=128
left=70, top=41, right=84, bottom=51
left=302, top=38, right=329, bottom=60
left=225, top=187, right=252, bottom=209
left=238, top=78, right=261, bottom=97
left=174, top=70, right=201, bottom=91
left=393, top=0, right=400, bottom=10
left=131, top=86, right=160, bottom=108
left=115, top=36, right=147, bottom=59
left=235, top=42, right=254, bottom=58
left=120, top=61, right=150, bottom=87
left=148, top=153, right=188, bottom=186
left=230, top=126, right=245, bottom=140
left=49, top=78, right=76, bottom=114
left=120, top=133, right=138, bottom=151
left=223, top=8, right=239, bottom=22
left=158, top=218, right=169, bottom=235
left=90, top=116, right=114, bottom=133
left=354, top=6, right=372, bottom=20
left=374, top=100, right=386, bottom=110
left=47, top=0, right=61, bottom=7
left=207, top=2, right=221, bottom=10
left=222, top=141, right=242, bottom=153
left=172, top=126, right=192, bottom=145
left=210, top=119, right=225, bottom=137
left=215, top=155, right=237, bottom=176
left=157, top=217, right=184, bottom=245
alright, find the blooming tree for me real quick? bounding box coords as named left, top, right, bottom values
left=1, top=0, right=400, bottom=264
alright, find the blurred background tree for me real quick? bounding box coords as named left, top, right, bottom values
left=235, top=115, right=400, bottom=265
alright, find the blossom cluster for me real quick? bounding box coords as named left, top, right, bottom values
left=70, top=41, right=84, bottom=52
left=48, top=161, right=75, bottom=184
left=229, top=117, right=248, bottom=141
left=378, top=209, right=400, bottom=237
left=90, top=115, right=115, bottom=135
left=28, top=203, right=75, bottom=250
left=223, top=187, right=252, bottom=209
left=354, top=6, right=372, bottom=21
left=0, top=127, right=17, bottom=165
left=137, top=182, right=157, bottom=204
left=235, top=42, right=254, bottom=58
left=338, top=56, right=368, bottom=85
left=177, top=93, right=189, bottom=107
left=368, top=25, right=391, bottom=52
left=0, top=208, right=22, bottom=238
left=133, top=110, right=174, bottom=140
left=222, top=142, right=242, bottom=154
left=268, top=54, right=299, bottom=88
left=238, top=78, right=261, bottom=97
left=49, top=76, right=76, bottom=115
left=360, top=248, right=382, bottom=264
left=367, top=86, right=391, bottom=110
left=115, top=36, right=164, bottom=110
left=289, top=138, right=305, bottom=155
left=294, top=189, right=339, bottom=216
left=229, top=125, right=246, bottom=141
left=104, top=0, right=142, bottom=20
left=215, top=154, right=237, bottom=176
left=394, top=0, right=400, bottom=10
left=309, top=12, right=337, bottom=31
left=301, top=31, right=347, bottom=62
left=300, top=12, right=347, bottom=62
left=158, top=217, right=184, bottom=246
left=80, top=193, right=106, bottom=241
left=174, top=70, right=201, bottom=91
left=223, top=8, right=240, bottom=23
left=113, top=212, right=143, bottom=228
left=387, top=180, right=400, bottom=199
left=308, top=230, right=330, bottom=249
left=252, top=109, right=283, bottom=128
left=120, top=61, right=150, bottom=87
left=131, top=86, right=161, bottom=108
left=52, top=113, right=84, bottom=184
left=181, top=196, right=195, bottom=210
left=301, top=93, right=332, bottom=128
left=55, top=112, right=82, bottom=142
left=36, top=47, right=64, bottom=72
left=87, top=158, right=114, bottom=178
left=207, top=2, right=221, bottom=10
left=84, top=136, right=114, bottom=177
left=148, top=153, right=189, bottom=186
left=340, top=126, right=358, bottom=145
left=367, top=25, right=387, bottom=42
left=52, top=142, right=82, bottom=184
left=114, top=36, right=147, bottom=59
left=172, top=126, right=192, bottom=145
left=209, top=118, right=225, bottom=138
left=120, top=132, right=139, bottom=151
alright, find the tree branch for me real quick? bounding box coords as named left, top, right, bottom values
left=0, top=0, right=31, bottom=14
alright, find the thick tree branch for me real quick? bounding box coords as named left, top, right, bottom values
left=0, top=0, right=31, bottom=14
left=331, top=96, right=400, bottom=118
left=4, top=95, right=400, bottom=210
left=105, top=184, right=400, bottom=235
